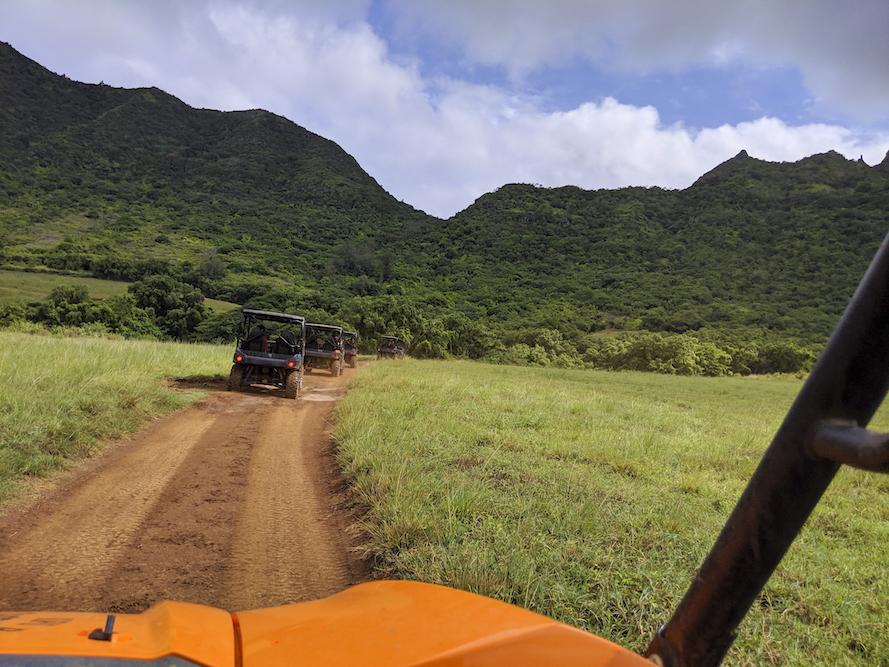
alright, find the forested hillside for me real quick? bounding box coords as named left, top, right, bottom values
left=2, top=41, right=889, bottom=374
left=0, top=41, right=431, bottom=281
left=443, top=149, right=889, bottom=338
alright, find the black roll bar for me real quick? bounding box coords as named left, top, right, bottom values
left=645, top=232, right=889, bottom=666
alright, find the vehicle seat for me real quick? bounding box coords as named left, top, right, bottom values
left=275, top=332, right=297, bottom=354
left=244, top=327, right=267, bottom=352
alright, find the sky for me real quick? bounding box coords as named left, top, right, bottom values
left=1, top=0, right=888, bottom=219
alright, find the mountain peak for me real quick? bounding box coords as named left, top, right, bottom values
left=690, top=149, right=760, bottom=188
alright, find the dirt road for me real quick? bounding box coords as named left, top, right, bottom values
left=0, top=368, right=370, bottom=613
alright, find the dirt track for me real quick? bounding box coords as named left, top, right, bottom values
left=0, top=367, right=370, bottom=613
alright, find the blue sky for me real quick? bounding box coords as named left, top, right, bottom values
left=1, top=0, right=887, bottom=218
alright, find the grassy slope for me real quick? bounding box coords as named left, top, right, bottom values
left=0, top=268, right=239, bottom=312
left=0, top=332, right=230, bottom=504
left=0, top=269, right=130, bottom=302
left=335, top=360, right=889, bottom=665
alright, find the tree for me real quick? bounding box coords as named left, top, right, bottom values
left=128, top=274, right=208, bottom=339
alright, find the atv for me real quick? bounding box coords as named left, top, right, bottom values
left=227, top=309, right=305, bottom=399
left=343, top=330, right=359, bottom=368
left=377, top=335, right=405, bottom=360
left=304, top=323, right=345, bottom=376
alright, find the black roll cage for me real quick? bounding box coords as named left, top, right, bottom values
left=645, top=233, right=889, bottom=666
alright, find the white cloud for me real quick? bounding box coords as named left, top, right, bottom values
left=380, top=94, right=888, bottom=216
left=385, top=0, right=889, bottom=122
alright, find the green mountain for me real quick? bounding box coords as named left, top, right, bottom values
left=2, top=41, right=889, bottom=372
left=441, top=149, right=889, bottom=338
left=0, top=41, right=431, bottom=283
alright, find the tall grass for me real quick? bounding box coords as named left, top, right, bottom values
left=335, top=360, right=889, bottom=665
left=0, top=332, right=230, bottom=504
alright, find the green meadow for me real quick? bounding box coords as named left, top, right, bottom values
left=0, top=269, right=131, bottom=303
left=2, top=335, right=887, bottom=665
left=334, top=360, right=889, bottom=665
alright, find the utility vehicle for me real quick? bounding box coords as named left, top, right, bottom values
left=343, top=330, right=359, bottom=368
left=377, top=334, right=405, bottom=359
left=304, top=323, right=344, bottom=375
left=227, top=309, right=305, bottom=399
left=6, top=237, right=889, bottom=665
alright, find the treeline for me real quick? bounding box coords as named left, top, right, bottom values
left=1, top=278, right=818, bottom=376
left=0, top=277, right=205, bottom=340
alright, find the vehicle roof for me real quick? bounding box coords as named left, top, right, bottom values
left=344, top=331, right=358, bottom=336
left=306, top=323, right=344, bottom=332
left=242, top=309, right=306, bottom=323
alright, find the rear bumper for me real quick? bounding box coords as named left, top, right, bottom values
left=234, top=348, right=302, bottom=369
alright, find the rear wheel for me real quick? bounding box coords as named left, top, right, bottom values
left=332, top=359, right=342, bottom=376
left=349, top=355, right=356, bottom=368
left=284, top=371, right=300, bottom=399
left=227, top=364, right=243, bottom=391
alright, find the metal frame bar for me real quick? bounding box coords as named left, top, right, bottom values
left=645, top=233, right=889, bottom=666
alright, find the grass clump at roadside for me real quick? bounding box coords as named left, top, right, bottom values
left=0, top=331, right=230, bottom=505
left=334, top=359, right=889, bottom=665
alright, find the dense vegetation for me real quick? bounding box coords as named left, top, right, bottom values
left=2, top=42, right=888, bottom=374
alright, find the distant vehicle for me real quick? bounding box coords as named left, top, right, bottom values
left=377, top=335, right=405, bottom=360
left=304, top=323, right=345, bottom=375
left=228, top=309, right=305, bottom=399
left=343, top=330, right=359, bottom=368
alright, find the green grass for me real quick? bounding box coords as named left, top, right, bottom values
left=3, top=339, right=887, bottom=663
left=0, top=268, right=239, bottom=312
left=0, top=269, right=130, bottom=302
left=334, top=360, right=889, bottom=665
left=0, top=332, right=230, bottom=505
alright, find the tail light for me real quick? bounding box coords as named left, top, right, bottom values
left=235, top=354, right=243, bottom=362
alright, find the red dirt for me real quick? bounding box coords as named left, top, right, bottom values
left=0, top=368, right=371, bottom=613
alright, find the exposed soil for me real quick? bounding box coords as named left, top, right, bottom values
left=0, top=367, right=371, bottom=613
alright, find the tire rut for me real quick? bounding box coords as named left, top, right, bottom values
left=218, top=396, right=352, bottom=610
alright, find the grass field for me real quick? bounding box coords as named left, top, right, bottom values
left=0, top=268, right=238, bottom=312
left=3, top=335, right=887, bottom=664
left=0, top=332, right=230, bottom=504
left=334, top=360, right=889, bottom=665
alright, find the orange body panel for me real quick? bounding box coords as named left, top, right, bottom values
left=236, top=581, right=650, bottom=666
left=0, top=600, right=236, bottom=665
left=0, top=581, right=650, bottom=666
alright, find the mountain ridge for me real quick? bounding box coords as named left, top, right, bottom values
left=2, top=41, right=889, bottom=364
